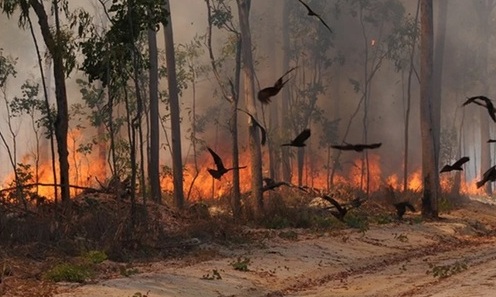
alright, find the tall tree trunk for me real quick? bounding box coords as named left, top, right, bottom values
left=30, top=0, right=70, bottom=203
left=432, top=0, right=447, bottom=187
left=163, top=1, right=185, bottom=209
left=236, top=0, right=264, bottom=215
left=404, top=0, right=420, bottom=192
left=148, top=27, right=161, bottom=203
left=420, top=0, right=439, bottom=218
left=280, top=0, right=292, bottom=183
left=474, top=1, right=494, bottom=195
left=230, top=36, right=242, bottom=218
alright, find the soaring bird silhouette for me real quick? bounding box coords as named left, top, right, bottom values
left=322, top=195, right=348, bottom=222
left=207, top=147, right=246, bottom=180
left=331, top=142, right=382, bottom=152
left=281, top=129, right=311, bottom=147
left=394, top=201, right=415, bottom=220
left=297, top=0, right=333, bottom=34
left=440, top=156, right=470, bottom=173
left=477, top=165, right=496, bottom=189
left=262, top=177, right=290, bottom=192
left=257, top=67, right=296, bottom=104
left=463, top=95, right=496, bottom=122
left=237, top=108, right=267, bottom=145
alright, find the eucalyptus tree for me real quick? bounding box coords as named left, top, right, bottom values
left=286, top=0, right=337, bottom=187
left=386, top=3, right=420, bottom=192
left=0, top=0, right=88, bottom=204
left=236, top=0, right=264, bottom=215
left=420, top=0, right=438, bottom=218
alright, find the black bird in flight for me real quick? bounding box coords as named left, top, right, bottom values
left=394, top=201, right=415, bottom=220
left=237, top=108, right=267, bottom=146
left=297, top=0, right=333, bottom=34
left=322, top=195, right=348, bottom=222
left=281, top=129, right=311, bottom=147
left=257, top=67, right=297, bottom=104
left=331, top=142, right=382, bottom=152
left=477, top=165, right=496, bottom=189
left=488, top=139, right=496, bottom=143
left=207, top=147, right=246, bottom=180
left=463, top=95, right=496, bottom=123
left=440, top=156, right=470, bottom=173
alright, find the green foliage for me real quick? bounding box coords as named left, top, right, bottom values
left=44, top=263, right=93, bottom=283
left=344, top=212, right=369, bottom=232
left=231, top=257, right=250, bottom=272
left=83, top=250, right=108, bottom=264
left=374, top=213, right=395, bottom=224
left=0, top=49, right=17, bottom=87
left=427, top=261, right=468, bottom=279
left=80, top=0, right=169, bottom=86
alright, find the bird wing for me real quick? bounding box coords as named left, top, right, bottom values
left=330, top=144, right=353, bottom=150
left=463, top=97, right=486, bottom=107
left=485, top=100, right=496, bottom=122
left=452, top=156, right=470, bottom=168
left=440, top=165, right=452, bottom=173
left=207, top=147, right=224, bottom=170
left=293, top=129, right=311, bottom=144
left=237, top=109, right=267, bottom=145
left=367, top=142, right=382, bottom=149
left=315, top=15, right=333, bottom=33
left=297, top=0, right=317, bottom=16
left=297, top=0, right=332, bottom=33
left=488, top=139, right=496, bottom=143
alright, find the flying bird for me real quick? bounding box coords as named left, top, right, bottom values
left=281, top=129, right=311, bottom=147
left=237, top=108, right=267, bottom=146
left=476, top=165, right=496, bottom=189
left=207, top=147, right=246, bottom=180
left=463, top=95, right=496, bottom=122
left=297, top=0, right=333, bottom=34
left=488, top=139, right=496, bottom=143
left=331, top=142, right=382, bottom=152
left=322, top=195, right=347, bottom=222
left=440, top=156, right=470, bottom=173
left=257, top=67, right=297, bottom=104
left=394, top=201, right=416, bottom=220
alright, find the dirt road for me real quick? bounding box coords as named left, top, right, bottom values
left=55, top=200, right=496, bottom=297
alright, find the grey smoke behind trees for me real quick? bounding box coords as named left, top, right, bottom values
left=0, top=0, right=492, bottom=185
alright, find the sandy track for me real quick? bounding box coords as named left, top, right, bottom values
left=55, top=202, right=496, bottom=297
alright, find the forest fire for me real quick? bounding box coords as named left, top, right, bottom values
left=0, top=139, right=487, bottom=202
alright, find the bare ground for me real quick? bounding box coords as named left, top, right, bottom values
left=43, top=198, right=496, bottom=297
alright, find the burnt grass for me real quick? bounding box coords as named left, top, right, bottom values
left=0, top=185, right=470, bottom=295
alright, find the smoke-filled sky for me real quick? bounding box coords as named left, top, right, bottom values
left=0, top=0, right=494, bottom=189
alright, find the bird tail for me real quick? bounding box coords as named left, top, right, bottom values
left=476, top=180, right=485, bottom=189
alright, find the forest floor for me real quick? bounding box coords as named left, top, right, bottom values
left=4, top=196, right=496, bottom=297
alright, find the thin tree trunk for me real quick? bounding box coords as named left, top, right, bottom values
left=236, top=0, right=264, bottom=215
left=404, top=0, right=420, bottom=192
left=30, top=0, right=70, bottom=204
left=163, top=1, right=185, bottom=209
left=280, top=0, right=292, bottom=183
left=148, top=27, right=161, bottom=203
